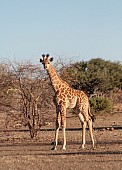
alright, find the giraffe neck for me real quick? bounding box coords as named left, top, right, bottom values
left=46, top=64, right=68, bottom=92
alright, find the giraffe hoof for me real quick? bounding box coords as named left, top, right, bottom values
left=62, top=147, right=66, bottom=150
left=51, top=141, right=54, bottom=145
left=82, top=144, right=85, bottom=149
left=91, top=146, right=95, bottom=150
left=79, top=145, right=85, bottom=149
left=51, top=147, right=57, bottom=150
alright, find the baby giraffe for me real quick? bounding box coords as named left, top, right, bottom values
left=40, top=54, right=95, bottom=150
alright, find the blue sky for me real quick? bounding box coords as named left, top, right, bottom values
left=0, top=0, right=122, bottom=64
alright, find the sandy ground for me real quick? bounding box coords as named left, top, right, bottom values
left=0, top=112, right=122, bottom=170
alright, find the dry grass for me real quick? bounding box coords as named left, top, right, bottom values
left=0, top=112, right=122, bottom=170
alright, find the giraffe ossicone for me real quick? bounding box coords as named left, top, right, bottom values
left=40, top=54, right=95, bottom=150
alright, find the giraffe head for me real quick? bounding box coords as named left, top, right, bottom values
left=40, top=54, right=53, bottom=70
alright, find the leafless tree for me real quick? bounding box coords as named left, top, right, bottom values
left=0, top=61, right=54, bottom=138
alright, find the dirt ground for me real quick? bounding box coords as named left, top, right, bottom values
left=0, top=112, right=122, bottom=170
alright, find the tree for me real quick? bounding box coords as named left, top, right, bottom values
left=60, top=58, right=122, bottom=95
left=0, top=61, right=54, bottom=138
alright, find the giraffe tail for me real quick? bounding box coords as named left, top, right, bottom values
left=91, top=115, right=96, bottom=122
left=88, top=105, right=96, bottom=122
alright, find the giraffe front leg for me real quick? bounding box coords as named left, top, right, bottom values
left=60, top=108, right=67, bottom=150
left=62, top=127, right=66, bottom=150
left=51, top=118, right=60, bottom=150
left=53, top=127, right=59, bottom=150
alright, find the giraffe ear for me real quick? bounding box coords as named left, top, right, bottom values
left=46, top=54, right=49, bottom=58
left=40, top=58, right=43, bottom=63
left=50, top=57, right=53, bottom=62
left=42, top=54, right=45, bottom=58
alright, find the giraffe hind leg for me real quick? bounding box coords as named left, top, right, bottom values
left=78, top=112, right=87, bottom=149
left=88, top=119, right=95, bottom=149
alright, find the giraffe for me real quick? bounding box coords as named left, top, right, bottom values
left=40, top=54, right=95, bottom=150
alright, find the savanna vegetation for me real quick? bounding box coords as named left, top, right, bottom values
left=0, top=58, right=122, bottom=138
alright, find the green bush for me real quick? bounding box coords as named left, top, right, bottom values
left=90, top=97, right=112, bottom=114
left=61, top=58, right=122, bottom=94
